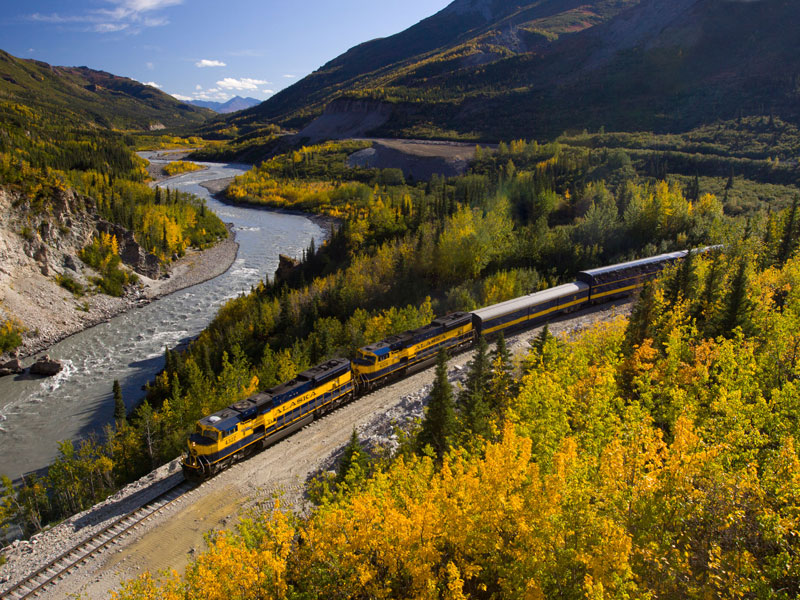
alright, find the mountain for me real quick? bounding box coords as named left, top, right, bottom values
left=236, top=0, right=800, bottom=140
left=0, top=49, right=212, bottom=130
left=189, top=96, right=261, bottom=114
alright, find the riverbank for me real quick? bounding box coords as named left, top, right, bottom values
left=200, top=177, right=341, bottom=237
left=143, top=149, right=196, bottom=182
left=8, top=225, right=238, bottom=360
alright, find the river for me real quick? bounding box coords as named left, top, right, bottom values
left=0, top=155, right=323, bottom=481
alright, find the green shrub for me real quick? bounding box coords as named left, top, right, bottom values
left=56, top=274, right=85, bottom=297
left=79, top=233, right=136, bottom=298
left=0, top=319, right=24, bottom=353
left=19, top=226, right=34, bottom=242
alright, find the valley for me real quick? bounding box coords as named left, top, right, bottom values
left=2, top=0, right=800, bottom=597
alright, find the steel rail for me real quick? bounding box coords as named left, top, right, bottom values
left=1, top=479, right=194, bottom=599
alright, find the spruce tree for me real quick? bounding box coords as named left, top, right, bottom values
left=418, top=348, right=456, bottom=461
left=778, top=196, right=799, bottom=266
left=717, top=259, right=752, bottom=336
left=337, top=428, right=367, bottom=484
left=665, top=250, right=695, bottom=306
left=532, top=323, right=552, bottom=355
left=113, top=380, right=126, bottom=423
left=457, top=336, right=491, bottom=439
left=489, top=332, right=516, bottom=419
left=623, top=281, right=656, bottom=355
left=692, top=250, right=724, bottom=331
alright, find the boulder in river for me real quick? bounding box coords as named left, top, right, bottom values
left=29, top=355, right=63, bottom=377
left=0, top=354, right=24, bottom=377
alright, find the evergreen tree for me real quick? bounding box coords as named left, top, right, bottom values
left=778, top=196, right=799, bottom=266
left=688, top=173, right=700, bottom=203
left=532, top=323, right=552, bottom=355
left=113, top=379, right=126, bottom=423
left=665, top=251, right=695, bottom=306
left=623, top=281, right=656, bottom=355
left=337, top=428, right=368, bottom=484
left=418, top=348, right=456, bottom=461
left=457, top=335, right=491, bottom=439
left=489, top=332, right=515, bottom=419
left=717, top=259, right=752, bottom=336
left=692, top=250, right=724, bottom=331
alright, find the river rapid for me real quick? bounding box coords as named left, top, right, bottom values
left=0, top=155, right=323, bottom=481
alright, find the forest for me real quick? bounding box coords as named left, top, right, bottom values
left=3, top=125, right=798, bottom=547
left=0, top=99, right=227, bottom=302
left=1, top=111, right=799, bottom=597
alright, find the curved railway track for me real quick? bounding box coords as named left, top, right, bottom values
left=0, top=480, right=194, bottom=599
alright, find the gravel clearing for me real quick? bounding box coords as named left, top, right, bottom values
left=0, top=299, right=632, bottom=599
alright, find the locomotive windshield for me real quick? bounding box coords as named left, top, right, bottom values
left=356, top=351, right=377, bottom=365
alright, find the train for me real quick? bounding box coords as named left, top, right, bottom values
left=182, top=248, right=704, bottom=479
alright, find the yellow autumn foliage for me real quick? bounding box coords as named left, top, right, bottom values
left=114, top=255, right=800, bottom=599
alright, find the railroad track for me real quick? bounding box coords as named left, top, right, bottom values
left=0, top=479, right=194, bottom=600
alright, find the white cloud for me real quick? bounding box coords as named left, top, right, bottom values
left=29, top=0, right=181, bottom=34
left=143, top=81, right=161, bottom=88
left=282, top=74, right=296, bottom=79
left=196, top=59, right=226, bottom=68
left=124, top=0, right=182, bottom=10
left=262, top=89, right=275, bottom=95
left=195, top=84, right=203, bottom=90
left=171, top=93, right=192, bottom=101
left=146, top=61, right=155, bottom=70
left=217, top=77, right=268, bottom=91
left=95, top=23, right=129, bottom=32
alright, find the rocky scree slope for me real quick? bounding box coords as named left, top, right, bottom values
left=0, top=187, right=159, bottom=358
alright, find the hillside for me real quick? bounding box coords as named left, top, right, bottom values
left=0, top=49, right=228, bottom=358
left=0, top=49, right=211, bottom=131
left=234, top=0, right=800, bottom=140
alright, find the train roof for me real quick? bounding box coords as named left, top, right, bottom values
left=579, top=251, right=687, bottom=278
left=359, top=312, right=471, bottom=357
left=432, top=312, right=471, bottom=329
left=472, top=282, right=589, bottom=322
left=199, top=407, right=241, bottom=432
left=298, top=358, right=350, bottom=382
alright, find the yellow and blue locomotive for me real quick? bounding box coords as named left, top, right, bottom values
left=183, top=358, right=353, bottom=478
left=352, top=312, right=473, bottom=390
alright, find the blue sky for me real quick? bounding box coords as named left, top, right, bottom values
left=2, top=0, right=452, bottom=103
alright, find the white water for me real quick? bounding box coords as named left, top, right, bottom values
left=0, top=156, right=322, bottom=480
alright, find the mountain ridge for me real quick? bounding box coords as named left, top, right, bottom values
left=234, top=0, right=800, bottom=141
left=0, top=49, right=212, bottom=131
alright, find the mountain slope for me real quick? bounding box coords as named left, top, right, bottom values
left=189, top=96, right=261, bottom=114
left=0, top=49, right=212, bottom=130
left=238, top=0, right=800, bottom=140
left=241, top=0, right=639, bottom=129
